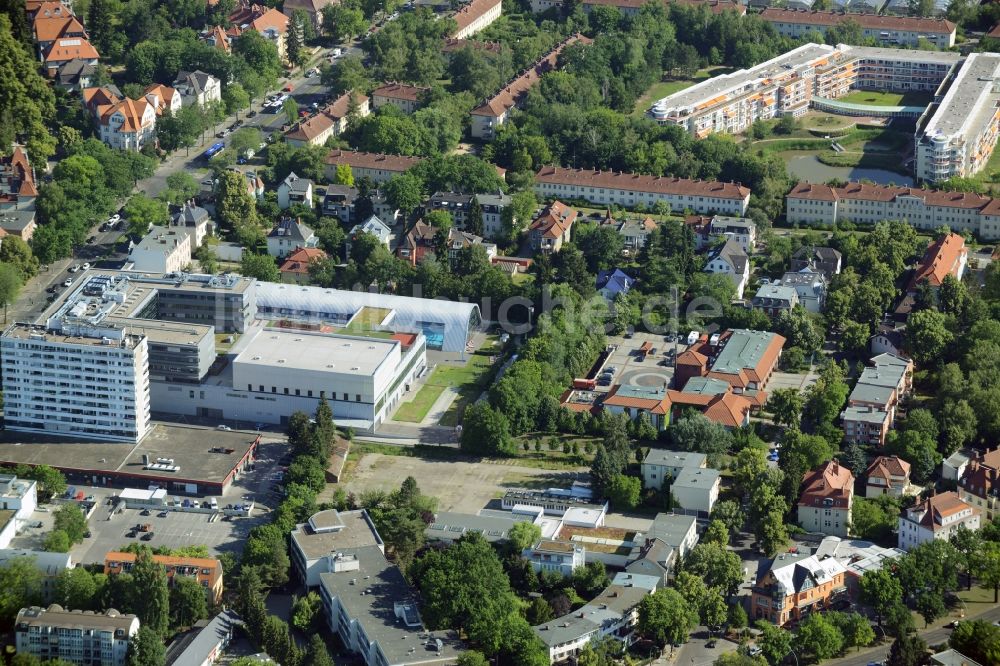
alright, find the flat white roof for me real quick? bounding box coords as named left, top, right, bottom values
left=234, top=328, right=398, bottom=376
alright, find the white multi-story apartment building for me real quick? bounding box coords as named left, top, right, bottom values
left=523, top=539, right=586, bottom=576
left=128, top=228, right=192, bottom=273
left=371, top=83, right=428, bottom=115
left=97, top=97, right=157, bottom=151
left=172, top=70, right=222, bottom=107
left=16, top=606, right=139, bottom=666
left=534, top=166, right=751, bottom=216
left=641, top=450, right=707, bottom=490
left=898, top=491, right=980, bottom=551
left=451, top=0, right=502, bottom=39
left=786, top=181, right=1000, bottom=240
left=916, top=53, right=1000, bottom=182
left=761, top=9, right=956, bottom=48
left=0, top=322, right=151, bottom=443
left=649, top=42, right=960, bottom=138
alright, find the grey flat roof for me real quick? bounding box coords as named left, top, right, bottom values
left=642, top=449, right=707, bottom=469
left=842, top=406, right=891, bottom=424
left=425, top=510, right=528, bottom=542
left=234, top=328, right=397, bottom=376
left=646, top=514, right=696, bottom=548
left=921, top=52, right=1000, bottom=144
left=319, top=546, right=462, bottom=665
left=534, top=584, right=649, bottom=648
left=672, top=467, right=720, bottom=489
left=0, top=423, right=256, bottom=485
left=290, top=510, right=381, bottom=561
left=107, top=318, right=214, bottom=346
left=166, top=610, right=242, bottom=666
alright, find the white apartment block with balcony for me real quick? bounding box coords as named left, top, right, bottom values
left=649, top=42, right=960, bottom=139
left=523, top=539, right=586, bottom=577
left=916, top=53, right=1000, bottom=183
left=0, top=322, right=151, bottom=443
left=16, top=606, right=139, bottom=666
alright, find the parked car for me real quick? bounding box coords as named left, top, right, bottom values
left=283, top=83, right=293, bottom=92
left=63, top=278, right=73, bottom=287
left=81, top=263, right=91, bottom=270
left=158, top=511, right=168, bottom=518
left=127, top=530, right=137, bottom=538
left=69, top=264, right=80, bottom=273
left=141, top=532, right=154, bottom=541
left=247, top=109, right=257, bottom=118
left=217, top=424, right=232, bottom=431
left=108, top=214, right=121, bottom=224
left=140, top=509, right=150, bottom=516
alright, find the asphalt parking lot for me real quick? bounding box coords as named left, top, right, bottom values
left=601, top=332, right=678, bottom=391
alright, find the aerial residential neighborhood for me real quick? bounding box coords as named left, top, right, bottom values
left=6, top=0, right=1000, bottom=664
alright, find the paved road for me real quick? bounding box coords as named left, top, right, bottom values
left=7, top=44, right=360, bottom=324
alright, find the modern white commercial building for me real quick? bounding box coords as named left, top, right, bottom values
left=232, top=327, right=426, bottom=425
left=915, top=53, right=1000, bottom=182
left=15, top=606, right=140, bottom=666
left=0, top=475, right=39, bottom=549
left=649, top=42, right=960, bottom=137
left=128, top=228, right=193, bottom=273
left=1, top=322, right=151, bottom=443
left=898, top=491, right=980, bottom=550
left=534, top=166, right=751, bottom=216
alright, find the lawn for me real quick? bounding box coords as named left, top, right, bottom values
left=631, top=67, right=731, bottom=117
left=392, top=335, right=503, bottom=425
left=391, top=384, right=446, bottom=423
left=837, top=90, right=932, bottom=107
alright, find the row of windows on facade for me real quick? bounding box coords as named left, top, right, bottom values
left=247, top=385, right=365, bottom=402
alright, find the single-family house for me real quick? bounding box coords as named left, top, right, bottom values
left=704, top=238, right=749, bottom=299
left=865, top=455, right=913, bottom=498
left=346, top=215, right=391, bottom=260
left=791, top=245, right=842, bottom=277
left=529, top=201, right=577, bottom=254
left=322, top=185, right=358, bottom=223
left=798, top=461, right=854, bottom=537
left=779, top=267, right=827, bottom=313
left=596, top=269, right=634, bottom=302
left=280, top=247, right=328, bottom=283
left=277, top=172, right=314, bottom=210
left=267, top=217, right=316, bottom=258
left=751, top=284, right=799, bottom=317
left=172, top=70, right=222, bottom=108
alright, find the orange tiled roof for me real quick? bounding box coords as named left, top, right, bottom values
left=761, top=7, right=954, bottom=33
left=143, top=84, right=178, bottom=115
left=537, top=166, right=751, bottom=201
left=909, top=232, right=967, bottom=290
left=676, top=350, right=708, bottom=367
left=530, top=200, right=578, bottom=239
left=325, top=149, right=423, bottom=173
left=44, top=37, right=100, bottom=64
left=866, top=455, right=911, bottom=487
left=372, top=82, right=429, bottom=103
left=100, top=97, right=153, bottom=132
left=909, top=491, right=976, bottom=530
left=280, top=247, right=328, bottom=274
left=451, top=0, right=501, bottom=35
left=472, top=34, right=591, bottom=118
left=30, top=1, right=71, bottom=18
left=33, top=15, right=86, bottom=43
left=799, top=461, right=854, bottom=508
left=3, top=146, right=37, bottom=198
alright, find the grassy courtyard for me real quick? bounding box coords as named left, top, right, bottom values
left=836, top=90, right=933, bottom=107
left=391, top=335, right=503, bottom=424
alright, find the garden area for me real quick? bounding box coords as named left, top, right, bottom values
left=392, top=335, right=504, bottom=424
left=836, top=89, right=933, bottom=107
